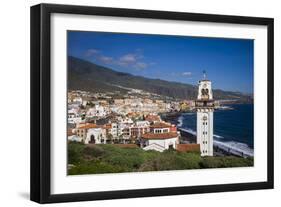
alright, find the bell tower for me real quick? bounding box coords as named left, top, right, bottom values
left=195, top=71, right=215, bottom=156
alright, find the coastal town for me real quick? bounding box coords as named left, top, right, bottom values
left=67, top=79, right=250, bottom=157
left=67, top=88, right=201, bottom=153
left=66, top=32, right=254, bottom=175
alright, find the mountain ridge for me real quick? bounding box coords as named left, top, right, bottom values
left=68, top=56, right=252, bottom=102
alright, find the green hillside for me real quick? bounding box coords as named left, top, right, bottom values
left=68, top=142, right=254, bottom=175
left=68, top=56, right=253, bottom=101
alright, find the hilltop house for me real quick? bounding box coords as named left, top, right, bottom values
left=141, top=122, right=180, bottom=152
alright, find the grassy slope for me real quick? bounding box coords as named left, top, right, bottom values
left=68, top=142, right=253, bottom=175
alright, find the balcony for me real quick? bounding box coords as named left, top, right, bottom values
left=194, top=100, right=215, bottom=108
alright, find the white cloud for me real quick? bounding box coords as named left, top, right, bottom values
left=98, top=55, right=113, bottom=64
left=118, top=54, right=137, bottom=65
left=84, top=48, right=154, bottom=70
left=182, top=72, right=192, bottom=76
left=84, top=49, right=100, bottom=57
left=84, top=48, right=113, bottom=64
left=135, top=62, right=147, bottom=69
left=116, top=52, right=150, bottom=70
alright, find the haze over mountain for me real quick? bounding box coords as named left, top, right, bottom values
left=68, top=56, right=252, bottom=102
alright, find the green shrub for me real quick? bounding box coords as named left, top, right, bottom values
left=104, top=154, right=144, bottom=170
left=68, top=142, right=254, bottom=175
left=139, top=152, right=201, bottom=172
left=200, top=156, right=254, bottom=168
left=199, top=157, right=224, bottom=168
left=68, top=161, right=125, bottom=175
left=83, top=145, right=105, bottom=159
left=68, top=142, right=85, bottom=164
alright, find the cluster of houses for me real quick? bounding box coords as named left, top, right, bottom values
left=67, top=92, right=199, bottom=153
left=69, top=114, right=180, bottom=152
left=67, top=90, right=193, bottom=122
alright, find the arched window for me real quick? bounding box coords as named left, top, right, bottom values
left=90, top=135, right=95, bottom=144
left=201, top=88, right=209, bottom=99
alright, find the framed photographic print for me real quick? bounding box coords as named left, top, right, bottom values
left=30, top=3, right=274, bottom=203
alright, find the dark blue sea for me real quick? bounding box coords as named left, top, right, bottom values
left=178, top=104, right=254, bottom=153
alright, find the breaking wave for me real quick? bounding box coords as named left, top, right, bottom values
left=179, top=128, right=196, bottom=135
left=178, top=127, right=253, bottom=157
left=213, top=140, right=254, bottom=157
left=213, top=134, right=224, bottom=139
left=177, top=116, right=183, bottom=127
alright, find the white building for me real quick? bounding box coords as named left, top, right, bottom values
left=87, top=105, right=107, bottom=117
left=73, top=97, right=83, bottom=105
left=85, top=128, right=106, bottom=144
left=110, top=123, right=119, bottom=138
left=67, top=129, right=82, bottom=142
left=141, top=122, right=179, bottom=152
left=68, top=106, right=79, bottom=114
left=68, top=106, right=82, bottom=124
left=195, top=72, right=215, bottom=156
left=82, top=100, right=88, bottom=106
left=135, top=120, right=150, bottom=127
left=68, top=135, right=82, bottom=142
left=117, top=117, right=134, bottom=138
left=67, top=113, right=82, bottom=124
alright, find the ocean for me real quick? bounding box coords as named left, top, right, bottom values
left=178, top=104, right=254, bottom=156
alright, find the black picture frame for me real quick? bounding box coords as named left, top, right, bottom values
left=30, top=3, right=274, bottom=204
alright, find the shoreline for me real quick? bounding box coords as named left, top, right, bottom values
left=161, top=111, right=253, bottom=158
left=160, top=111, right=197, bottom=143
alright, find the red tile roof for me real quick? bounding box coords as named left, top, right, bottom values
left=77, top=123, right=98, bottom=129
left=176, top=144, right=200, bottom=152
left=150, top=122, right=171, bottom=128
left=102, top=124, right=112, bottom=129
left=142, top=132, right=178, bottom=139
left=145, top=114, right=161, bottom=122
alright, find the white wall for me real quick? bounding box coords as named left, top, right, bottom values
left=197, top=111, right=214, bottom=156
left=0, top=0, right=280, bottom=206
left=148, top=137, right=178, bottom=149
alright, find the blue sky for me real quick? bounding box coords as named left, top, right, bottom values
left=68, top=31, right=254, bottom=93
